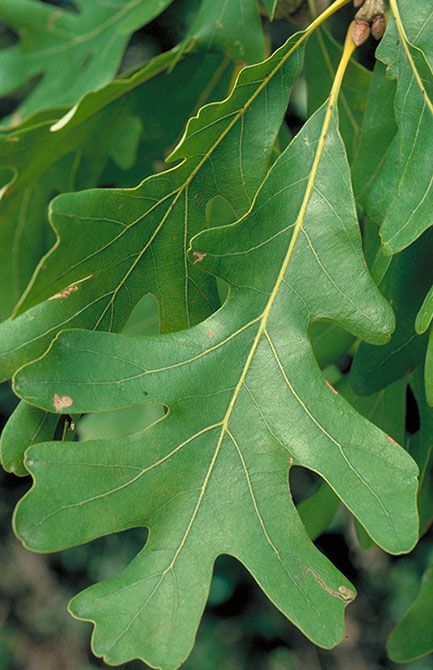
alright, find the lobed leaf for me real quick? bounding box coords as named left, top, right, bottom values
left=0, top=50, right=230, bottom=331
left=1, top=27, right=309, bottom=378
left=305, top=27, right=371, bottom=162
left=350, top=231, right=433, bottom=396
left=387, top=564, right=433, bottom=663
left=377, top=0, right=433, bottom=253
left=0, top=0, right=175, bottom=123
left=13, top=61, right=418, bottom=668
left=185, top=0, right=266, bottom=64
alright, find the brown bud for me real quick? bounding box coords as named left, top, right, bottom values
left=352, top=19, right=371, bottom=46
left=371, top=14, right=386, bottom=40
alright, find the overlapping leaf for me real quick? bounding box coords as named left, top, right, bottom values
left=387, top=564, right=433, bottom=663
left=13, top=69, right=418, bottom=667
left=298, top=374, right=407, bottom=546
left=406, top=369, right=433, bottom=534
left=0, top=50, right=230, bottom=321
left=351, top=60, right=397, bottom=218
left=0, top=401, right=59, bottom=477
left=350, top=231, right=433, bottom=395
left=0, top=0, right=175, bottom=122
left=185, top=0, right=267, bottom=63
left=305, top=27, right=371, bottom=161
left=377, top=0, right=433, bottom=251
left=354, top=2, right=433, bottom=412
left=0, top=26, right=311, bottom=384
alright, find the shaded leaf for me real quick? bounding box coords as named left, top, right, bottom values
left=377, top=0, right=433, bottom=253
left=305, top=27, right=370, bottom=161
left=387, top=564, right=433, bottom=663
left=297, top=482, right=339, bottom=541
left=407, top=369, right=433, bottom=534
left=351, top=60, right=397, bottom=218
left=1, top=27, right=309, bottom=376
left=0, top=401, right=58, bottom=476
left=350, top=231, right=433, bottom=395
left=0, top=50, right=231, bottom=323
left=0, top=0, right=175, bottom=122
left=186, top=0, right=265, bottom=63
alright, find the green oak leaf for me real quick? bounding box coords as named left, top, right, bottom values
left=340, top=375, right=407, bottom=550
left=305, top=27, right=371, bottom=162
left=13, top=88, right=418, bottom=668
left=0, top=50, right=230, bottom=321
left=262, top=0, right=279, bottom=18
left=297, top=481, right=339, bottom=542
left=310, top=321, right=354, bottom=369
left=0, top=295, right=161, bottom=477
left=0, top=0, right=175, bottom=123
left=416, top=284, right=433, bottom=405
left=351, top=60, right=397, bottom=219
left=185, top=0, right=266, bottom=64
left=300, top=373, right=408, bottom=549
left=1, top=27, right=309, bottom=378
left=407, top=369, right=433, bottom=534
left=377, top=0, right=433, bottom=253
left=0, top=401, right=59, bottom=476
left=387, top=563, right=433, bottom=663
left=350, top=231, right=433, bottom=395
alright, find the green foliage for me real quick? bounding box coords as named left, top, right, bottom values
left=0, top=0, right=175, bottom=123
left=0, top=0, right=432, bottom=667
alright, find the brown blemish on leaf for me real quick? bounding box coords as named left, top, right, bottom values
left=325, top=379, right=339, bottom=395
left=338, top=585, right=356, bottom=601
left=6, top=136, right=20, bottom=143
left=207, top=330, right=215, bottom=337
left=49, top=284, right=79, bottom=300
left=192, top=251, right=207, bottom=265
left=386, top=434, right=398, bottom=446
left=302, top=567, right=356, bottom=602
left=53, top=394, right=73, bottom=411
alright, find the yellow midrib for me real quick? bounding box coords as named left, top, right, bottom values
left=82, top=0, right=352, bottom=330
left=218, top=28, right=356, bottom=440
left=161, top=25, right=357, bottom=583
left=73, top=18, right=358, bottom=651
left=389, top=0, right=433, bottom=116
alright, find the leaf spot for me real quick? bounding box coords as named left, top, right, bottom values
left=338, top=585, right=356, bottom=601
left=192, top=251, right=207, bottom=265
left=207, top=330, right=215, bottom=337
left=324, top=379, right=339, bottom=395
left=386, top=434, right=398, bottom=446
left=302, top=567, right=355, bottom=602
left=49, top=284, right=79, bottom=300
left=53, top=394, right=73, bottom=411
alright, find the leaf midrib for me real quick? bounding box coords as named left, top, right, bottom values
left=389, top=0, right=433, bottom=115
left=129, top=24, right=357, bottom=610
left=27, top=0, right=350, bottom=329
